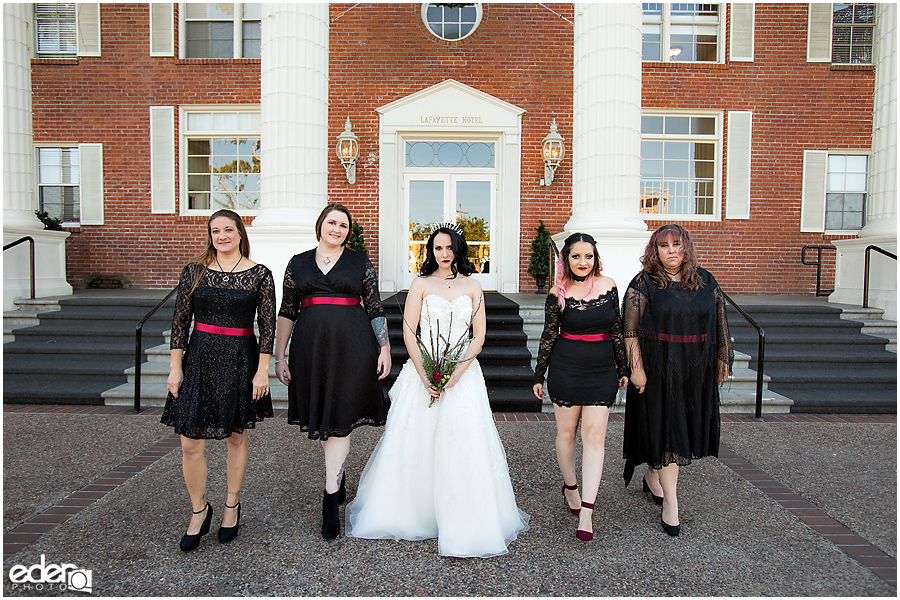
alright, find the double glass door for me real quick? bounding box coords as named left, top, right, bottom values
left=404, top=173, right=496, bottom=290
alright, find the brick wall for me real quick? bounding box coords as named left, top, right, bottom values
left=32, top=4, right=260, bottom=289
left=30, top=3, right=873, bottom=295
left=641, top=4, right=872, bottom=294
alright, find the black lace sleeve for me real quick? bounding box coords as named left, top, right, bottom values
left=534, top=293, right=561, bottom=384
left=361, top=259, right=385, bottom=320
left=622, top=274, right=648, bottom=373
left=256, top=267, right=276, bottom=354
left=713, top=278, right=734, bottom=378
left=170, top=265, right=197, bottom=350
left=610, top=287, right=629, bottom=379
left=277, top=256, right=299, bottom=322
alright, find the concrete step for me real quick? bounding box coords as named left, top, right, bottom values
left=102, top=382, right=290, bottom=409
left=3, top=300, right=62, bottom=343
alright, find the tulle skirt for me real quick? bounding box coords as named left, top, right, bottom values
left=346, top=359, right=530, bottom=558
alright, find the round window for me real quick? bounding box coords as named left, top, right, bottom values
left=421, top=3, right=482, bottom=41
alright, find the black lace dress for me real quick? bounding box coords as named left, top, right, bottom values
left=278, top=249, right=389, bottom=440
left=534, top=288, right=628, bottom=407
left=621, top=268, right=733, bottom=486
left=160, top=264, right=276, bottom=440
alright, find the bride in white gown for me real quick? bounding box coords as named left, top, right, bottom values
left=346, top=224, right=529, bottom=558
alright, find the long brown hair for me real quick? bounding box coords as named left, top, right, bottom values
left=315, top=203, right=352, bottom=245
left=554, top=232, right=603, bottom=310
left=189, top=209, right=250, bottom=294
left=640, top=224, right=703, bottom=290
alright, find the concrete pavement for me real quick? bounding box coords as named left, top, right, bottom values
left=2, top=405, right=896, bottom=596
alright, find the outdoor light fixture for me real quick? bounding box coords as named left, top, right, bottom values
left=541, top=118, right=564, bottom=186
left=336, top=117, right=359, bottom=184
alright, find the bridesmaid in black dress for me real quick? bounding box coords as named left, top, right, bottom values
left=162, top=209, right=276, bottom=551
left=274, top=203, right=391, bottom=540
left=533, top=233, right=628, bottom=542
left=622, top=224, right=732, bottom=537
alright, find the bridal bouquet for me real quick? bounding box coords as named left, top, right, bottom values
left=418, top=313, right=470, bottom=407
left=400, top=295, right=483, bottom=407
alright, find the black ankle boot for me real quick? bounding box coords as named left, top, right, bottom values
left=321, top=490, right=340, bottom=540
left=337, top=471, right=347, bottom=504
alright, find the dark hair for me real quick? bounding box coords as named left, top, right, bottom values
left=555, top=233, right=602, bottom=309
left=315, top=203, right=352, bottom=246
left=641, top=224, right=703, bottom=290
left=419, top=226, right=477, bottom=277
left=189, top=209, right=250, bottom=294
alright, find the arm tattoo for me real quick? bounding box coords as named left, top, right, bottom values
left=372, top=316, right=389, bottom=348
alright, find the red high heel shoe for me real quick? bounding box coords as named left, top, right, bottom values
left=576, top=501, right=594, bottom=541
left=561, top=482, right=580, bottom=516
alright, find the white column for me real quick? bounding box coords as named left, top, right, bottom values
left=3, top=4, right=72, bottom=310
left=562, top=2, right=649, bottom=289
left=248, top=3, right=329, bottom=293
left=831, top=3, right=897, bottom=319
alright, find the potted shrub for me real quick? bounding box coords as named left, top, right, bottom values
left=527, top=220, right=552, bottom=293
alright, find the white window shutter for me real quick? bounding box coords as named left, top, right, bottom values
left=79, top=143, right=104, bottom=225
left=76, top=4, right=101, bottom=57
left=807, top=3, right=833, bottom=62
left=730, top=4, right=755, bottom=62
left=726, top=111, right=752, bottom=220
left=150, top=107, right=177, bottom=214
left=800, top=150, right=828, bottom=232
left=149, top=3, right=175, bottom=56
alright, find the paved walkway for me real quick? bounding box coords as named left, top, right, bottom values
left=2, top=405, right=895, bottom=596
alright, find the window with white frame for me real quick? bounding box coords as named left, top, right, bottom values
left=642, top=3, right=721, bottom=62
left=182, top=3, right=260, bottom=59
left=832, top=3, right=875, bottom=64
left=183, top=110, right=261, bottom=212
left=640, top=114, right=719, bottom=218
left=421, top=3, right=482, bottom=41
left=826, top=155, right=867, bottom=230
left=34, top=3, right=77, bottom=57
left=38, top=147, right=80, bottom=224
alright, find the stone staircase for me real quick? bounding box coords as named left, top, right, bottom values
left=3, top=296, right=174, bottom=405
left=514, top=293, right=793, bottom=413
left=726, top=303, right=897, bottom=413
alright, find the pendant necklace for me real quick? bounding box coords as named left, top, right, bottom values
left=316, top=249, right=340, bottom=266
left=440, top=274, right=457, bottom=289
left=664, top=266, right=684, bottom=281
left=215, top=255, right=241, bottom=282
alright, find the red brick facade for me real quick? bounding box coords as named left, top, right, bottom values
left=30, top=3, right=873, bottom=295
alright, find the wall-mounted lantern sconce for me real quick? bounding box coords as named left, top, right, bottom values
left=541, top=118, right=564, bottom=186
left=336, top=117, right=359, bottom=184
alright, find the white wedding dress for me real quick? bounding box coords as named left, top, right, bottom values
left=346, top=294, right=530, bottom=558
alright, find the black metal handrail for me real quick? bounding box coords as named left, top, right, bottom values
left=863, top=245, right=897, bottom=308
left=134, top=287, right=177, bottom=413
left=722, top=292, right=766, bottom=419
left=801, top=245, right=837, bottom=296
left=3, top=236, right=35, bottom=300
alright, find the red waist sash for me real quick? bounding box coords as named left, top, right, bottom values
left=561, top=331, right=610, bottom=341
left=300, top=296, right=361, bottom=308
left=194, top=322, right=254, bottom=336
left=641, top=328, right=709, bottom=343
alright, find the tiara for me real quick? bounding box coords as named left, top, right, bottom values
left=430, top=222, right=464, bottom=236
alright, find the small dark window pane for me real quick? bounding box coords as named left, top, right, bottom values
left=664, top=117, right=690, bottom=135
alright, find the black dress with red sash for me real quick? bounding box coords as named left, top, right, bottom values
left=621, top=268, right=733, bottom=485
left=161, top=263, right=276, bottom=440
left=279, top=248, right=388, bottom=440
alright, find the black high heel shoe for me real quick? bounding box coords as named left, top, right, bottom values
left=337, top=471, right=347, bottom=504
left=642, top=475, right=664, bottom=506
left=217, top=502, right=241, bottom=544
left=180, top=502, right=212, bottom=552
left=321, top=490, right=340, bottom=539
left=561, top=482, right=580, bottom=516
left=660, top=516, right=680, bottom=537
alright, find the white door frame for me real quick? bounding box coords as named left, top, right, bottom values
left=403, top=172, right=498, bottom=290
left=376, top=79, right=525, bottom=293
